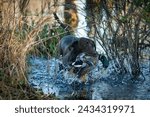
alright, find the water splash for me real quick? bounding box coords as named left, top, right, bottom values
left=28, top=56, right=150, bottom=100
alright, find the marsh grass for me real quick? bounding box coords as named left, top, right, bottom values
left=0, top=1, right=66, bottom=99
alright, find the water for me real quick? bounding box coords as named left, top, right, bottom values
left=28, top=56, right=150, bottom=100
left=28, top=56, right=103, bottom=99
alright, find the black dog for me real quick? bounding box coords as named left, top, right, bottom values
left=58, top=35, right=109, bottom=77
left=58, top=35, right=97, bottom=68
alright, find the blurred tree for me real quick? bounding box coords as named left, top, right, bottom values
left=64, top=0, right=78, bottom=28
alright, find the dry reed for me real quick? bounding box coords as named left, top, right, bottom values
left=0, top=0, right=57, bottom=99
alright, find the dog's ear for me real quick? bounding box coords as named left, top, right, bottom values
left=70, top=40, right=79, bottom=48
left=66, top=40, right=79, bottom=55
